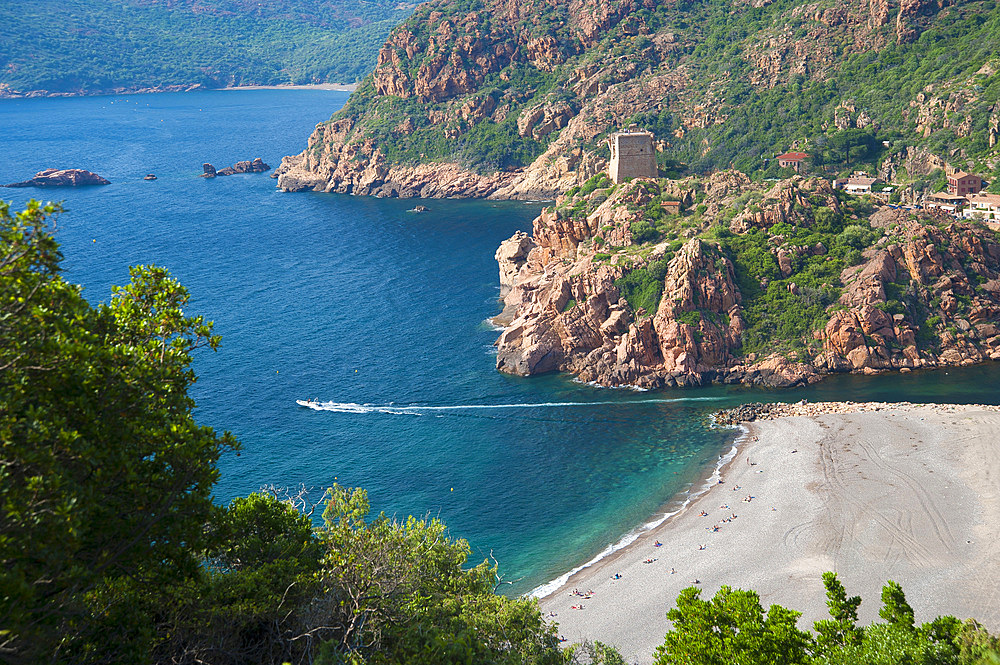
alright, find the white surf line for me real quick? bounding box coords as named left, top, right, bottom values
left=528, top=425, right=746, bottom=600
left=295, top=396, right=730, bottom=415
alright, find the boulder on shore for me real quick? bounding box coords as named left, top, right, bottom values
left=3, top=168, right=110, bottom=187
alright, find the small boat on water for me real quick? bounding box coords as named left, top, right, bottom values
left=143, top=174, right=157, bottom=180
left=296, top=399, right=321, bottom=408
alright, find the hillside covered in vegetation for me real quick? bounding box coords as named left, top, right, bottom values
left=0, top=0, right=417, bottom=97
left=276, top=0, right=1000, bottom=199
left=495, top=172, right=1000, bottom=387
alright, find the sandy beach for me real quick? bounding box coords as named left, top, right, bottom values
left=538, top=402, right=1000, bottom=664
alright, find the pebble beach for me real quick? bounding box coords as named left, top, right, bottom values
left=539, top=402, right=1000, bottom=664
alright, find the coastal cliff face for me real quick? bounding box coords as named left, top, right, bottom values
left=494, top=173, right=1000, bottom=387
left=277, top=0, right=1000, bottom=199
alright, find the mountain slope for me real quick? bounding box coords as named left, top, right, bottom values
left=276, top=0, right=1000, bottom=199
left=0, top=0, right=417, bottom=96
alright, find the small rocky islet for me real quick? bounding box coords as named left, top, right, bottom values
left=200, top=158, right=270, bottom=178
left=3, top=168, right=110, bottom=188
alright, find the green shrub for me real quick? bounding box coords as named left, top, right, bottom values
left=614, top=256, right=671, bottom=316
left=677, top=310, right=702, bottom=326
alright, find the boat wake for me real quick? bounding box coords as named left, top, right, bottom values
left=295, top=396, right=728, bottom=415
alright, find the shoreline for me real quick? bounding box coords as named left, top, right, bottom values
left=0, top=82, right=358, bottom=100
left=218, top=83, right=358, bottom=92
left=537, top=401, right=1000, bottom=663
left=528, top=426, right=746, bottom=599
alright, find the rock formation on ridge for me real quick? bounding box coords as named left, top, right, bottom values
left=493, top=173, right=1000, bottom=388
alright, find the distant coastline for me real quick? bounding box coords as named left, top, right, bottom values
left=219, top=83, right=358, bottom=92
left=0, top=82, right=358, bottom=99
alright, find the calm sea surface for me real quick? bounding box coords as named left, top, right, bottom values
left=3, top=90, right=1000, bottom=594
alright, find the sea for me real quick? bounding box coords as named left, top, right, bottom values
left=3, top=89, right=1000, bottom=596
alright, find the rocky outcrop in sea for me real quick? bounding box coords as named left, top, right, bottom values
left=202, top=158, right=270, bottom=178
left=217, top=158, right=270, bottom=176
left=3, top=169, right=110, bottom=187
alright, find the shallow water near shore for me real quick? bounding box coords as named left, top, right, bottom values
left=3, top=90, right=1000, bottom=595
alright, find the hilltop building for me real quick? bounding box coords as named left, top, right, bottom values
left=608, top=130, right=657, bottom=184
left=777, top=151, right=809, bottom=172
left=947, top=171, right=982, bottom=196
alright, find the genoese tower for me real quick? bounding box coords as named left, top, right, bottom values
left=607, top=129, right=658, bottom=183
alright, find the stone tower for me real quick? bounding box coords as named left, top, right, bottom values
left=608, top=129, right=657, bottom=183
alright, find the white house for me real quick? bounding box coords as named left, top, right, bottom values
left=842, top=175, right=881, bottom=195
left=964, top=193, right=1000, bottom=224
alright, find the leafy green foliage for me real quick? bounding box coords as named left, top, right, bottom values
left=718, top=196, right=882, bottom=356
left=814, top=571, right=864, bottom=650
left=676, top=310, right=702, bottom=326
left=659, top=574, right=1000, bottom=665
left=311, top=484, right=565, bottom=665
left=153, top=492, right=324, bottom=664
left=555, top=174, right=615, bottom=221
left=0, top=0, right=416, bottom=93
left=615, top=255, right=671, bottom=316
left=0, top=200, right=237, bottom=662
left=721, top=227, right=841, bottom=356
left=565, top=640, right=628, bottom=665
left=655, top=585, right=812, bottom=665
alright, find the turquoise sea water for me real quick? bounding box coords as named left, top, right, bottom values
left=3, top=90, right=1000, bottom=595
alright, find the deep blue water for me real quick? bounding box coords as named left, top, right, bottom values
left=4, top=90, right=1000, bottom=594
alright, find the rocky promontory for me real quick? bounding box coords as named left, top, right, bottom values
left=274, top=0, right=997, bottom=201
left=493, top=173, right=1000, bottom=389
left=3, top=169, right=110, bottom=188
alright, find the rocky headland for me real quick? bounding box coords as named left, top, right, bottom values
left=3, top=169, right=111, bottom=188
left=493, top=173, right=1000, bottom=388
left=274, top=0, right=999, bottom=200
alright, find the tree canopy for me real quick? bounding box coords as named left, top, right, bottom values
left=656, top=573, right=999, bottom=665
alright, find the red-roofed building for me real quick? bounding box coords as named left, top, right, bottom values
left=947, top=171, right=982, bottom=196
left=777, top=151, right=809, bottom=172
